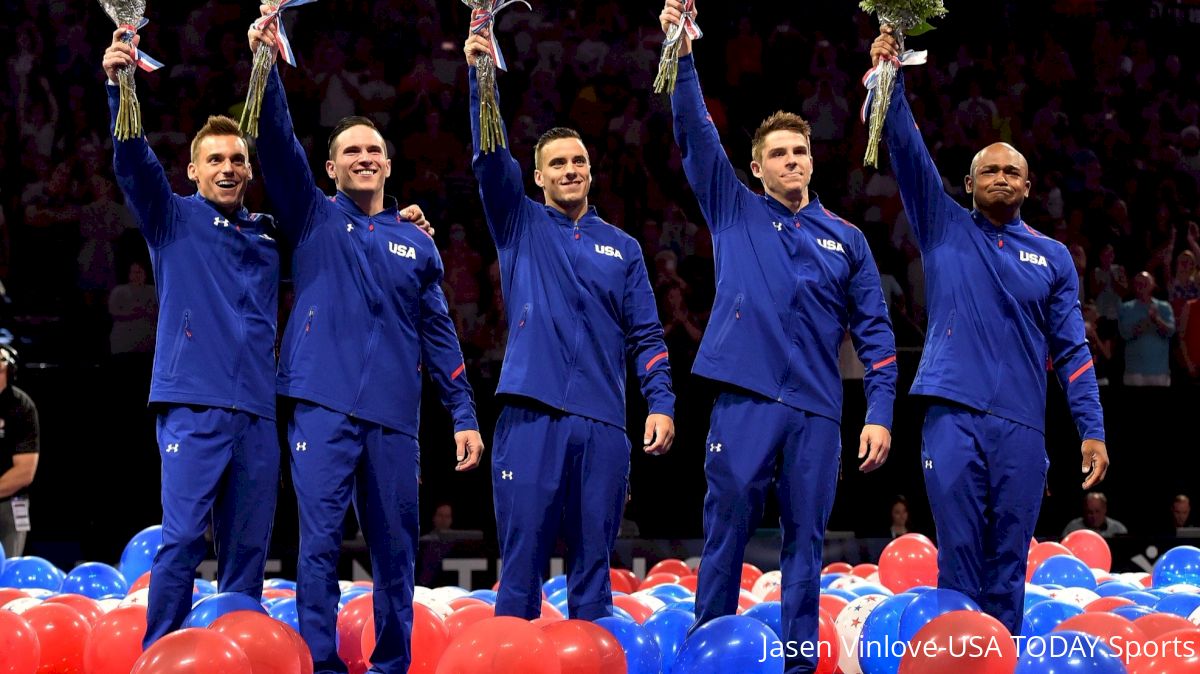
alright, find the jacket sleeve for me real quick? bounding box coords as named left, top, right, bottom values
left=1047, top=255, right=1106, bottom=441
left=256, top=66, right=328, bottom=246
left=883, top=75, right=957, bottom=251
left=418, top=250, right=480, bottom=433
left=468, top=67, right=530, bottom=249
left=670, top=54, right=749, bottom=233
left=622, top=245, right=675, bottom=417
left=108, top=83, right=178, bottom=248
left=846, top=235, right=898, bottom=430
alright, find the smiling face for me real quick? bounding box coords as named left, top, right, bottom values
left=534, top=137, right=592, bottom=212
left=966, top=143, right=1031, bottom=213
left=326, top=124, right=392, bottom=198
left=751, top=130, right=813, bottom=204
left=187, top=134, right=251, bottom=212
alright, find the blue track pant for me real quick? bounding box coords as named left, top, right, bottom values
left=492, top=400, right=631, bottom=621
left=921, top=401, right=1048, bottom=634
left=289, top=401, right=420, bottom=674
left=692, top=390, right=841, bottom=674
left=145, top=405, right=279, bottom=647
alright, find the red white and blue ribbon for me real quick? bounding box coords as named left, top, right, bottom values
left=254, top=0, right=319, bottom=67
left=859, top=49, right=927, bottom=122
left=665, top=0, right=702, bottom=49
left=469, top=0, right=531, bottom=72
left=120, top=18, right=164, bottom=72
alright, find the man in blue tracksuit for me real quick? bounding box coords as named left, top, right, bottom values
left=251, top=22, right=484, bottom=674
left=660, top=4, right=897, bottom=672
left=464, top=34, right=676, bottom=621
left=103, top=32, right=279, bottom=647
left=871, top=29, right=1109, bottom=633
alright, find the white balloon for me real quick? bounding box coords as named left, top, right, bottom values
left=1049, top=587, right=1100, bottom=608
left=1189, top=605, right=1200, bottom=626
left=752, top=571, right=783, bottom=599
left=630, top=592, right=667, bottom=614
left=338, top=581, right=355, bottom=593
left=414, top=594, right=454, bottom=620
left=97, top=598, right=123, bottom=613
left=1160, top=584, right=1200, bottom=595
left=22, top=588, right=54, bottom=600
left=430, top=586, right=470, bottom=604
left=866, top=572, right=881, bottom=584
left=2, top=597, right=42, bottom=614
left=120, top=588, right=151, bottom=607
left=834, top=593, right=888, bottom=674
left=830, top=575, right=867, bottom=591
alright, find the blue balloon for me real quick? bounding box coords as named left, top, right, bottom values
left=0, top=537, right=6, bottom=576
left=1014, top=630, right=1126, bottom=673
left=1109, top=604, right=1154, bottom=621
left=1040, top=584, right=1065, bottom=591
left=542, top=574, right=568, bottom=597
left=645, top=583, right=694, bottom=604
left=1023, top=600, right=1083, bottom=636
left=264, top=578, right=296, bottom=591
left=61, top=562, right=128, bottom=599
left=338, top=586, right=371, bottom=612
left=859, top=592, right=919, bottom=674
left=823, top=588, right=860, bottom=603
left=1024, top=585, right=1054, bottom=612
left=466, top=589, right=497, bottom=604
left=0, top=556, right=64, bottom=591
left=1094, top=580, right=1141, bottom=597
left=118, top=525, right=163, bottom=582
left=1153, top=545, right=1200, bottom=589
left=673, top=614, right=782, bottom=674
left=1117, top=590, right=1159, bottom=607
left=1155, top=592, right=1200, bottom=618
left=742, top=600, right=783, bottom=640
left=267, top=596, right=300, bottom=632
left=850, top=582, right=894, bottom=598
left=643, top=608, right=694, bottom=672
left=612, top=604, right=635, bottom=622
left=1032, top=556, right=1096, bottom=590
left=820, top=573, right=845, bottom=589
left=666, top=598, right=697, bottom=614
left=262, top=597, right=290, bottom=610
left=595, top=616, right=661, bottom=674
left=907, top=585, right=937, bottom=594
left=194, top=579, right=217, bottom=595
left=183, top=591, right=267, bottom=628
left=897, top=589, right=980, bottom=644
left=547, top=587, right=569, bottom=607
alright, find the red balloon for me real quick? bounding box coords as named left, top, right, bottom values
left=335, top=594, right=373, bottom=674
left=352, top=581, right=373, bottom=589
left=764, top=586, right=782, bottom=602
left=677, top=575, right=698, bottom=593
left=819, top=594, right=849, bottom=620
left=541, top=619, right=626, bottom=674
left=822, top=563, right=853, bottom=575
left=1130, top=628, right=1200, bottom=674
left=1054, top=612, right=1146, bottom=656
left=540, top=601, right=565, bottom=621
left=130, top=628, right=252, bottom=674
left=445, top=603, right=496, bottom=635
left=23, top=603, right=91, bottom=674
left=735, top=589, right=760, bottom=615
left=0, top=589, right=30, bottom=608
left=1027, top=543, right=1074, bottom=580
left=850, top=564, right=879, bottom=579
left=816, top=608, right=840, bottom=674
left=42, top=595, right=103, bottom=627
left=648, top=559, right=691, bottom=578
left=492, top=580, right=502, bottom=592
left=0, top=609, right=39, bottom=674
left=897, top=610, right=1016, bottom=674
left=82, top=604, right=147, bottom=674
left=1140, top=575, right=1154, bottom=589
left=129, top=572, right=152, bottom=594
left=448, top=597, right=488, bottom=612
left=361, top=602, right=448, bottom=674
left=212, top=611, right=303, bottom=674
left=436, top=617, right=562, bottom=674
left=741, top=563, right=765, bottom=591
left=284, top=624, right=313, bottom=674
left=638, top=573, right=681, bottom=591
left=610, top=569, right=638, bottom=595
left=612, top=595, right=653, bottom=624
left=1061, top=530, right=1112, bottom=572
left=878, top=536, right=939, bottom=593
left=262, top=589, right=295, bottom=600
left=1086, top=597, right=1135, bottom=613
left=1134, top=613, right=1199, bottom=639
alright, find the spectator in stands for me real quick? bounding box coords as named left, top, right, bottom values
left=1179, top=297, right=1200, bottom=383
left=888, top=495, right=910, bottom=539
left=0, top=345, right=38, bottom=557
left=108, top=261, right=158, bottom=358
left=1062, top=492, right=1128, bottom=538
left=1091, top=244, right=1129, bottom=329
left=1082, top=302, right=1115, bottom=387
left=1119, top=271, right=1175, bottom=386
left=1174, top=494, right=1193, bottom=530
left=1167, top=228, right=1200, bottom=317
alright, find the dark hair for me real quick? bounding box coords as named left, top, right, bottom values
left=534, top=127, right=584, bottom=168
left=751, top=111, right=812, bottom=163
left=328, top=115, right=381, bottom=158
left=190, top=115, right=244, bottom=162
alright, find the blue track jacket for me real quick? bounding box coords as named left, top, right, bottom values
left=257, top=67, right=477, bottom=437
left=671, top=55, right=897, bottom=429
left=884, top=75, right=1104, bottom=440
left=109, top=84, right=279, bottom=420
left=469, top=68, right=674, bottom=428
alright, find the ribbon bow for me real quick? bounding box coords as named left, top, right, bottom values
left=119, top=18, right=164, bottom=72
left=665, top=0, right=702, bottom=48
left=469, top=0, right=531, bottom=72
left=254, top=0, right=319, bottom=67
left=860, top=49, right=927, bottom=122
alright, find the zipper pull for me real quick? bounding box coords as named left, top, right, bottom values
left=574, top=224, right=580, bottom=240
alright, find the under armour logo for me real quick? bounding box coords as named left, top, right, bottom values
left=213, top=217, right=231, bottom=228
left=165, top=443, right=180, bottom=454
left=346, top=223, right=354, bottom=232
left=295, top=442, right=307, bottom=452
left=924, top=459, right=933, bottom=469
left=501, top=471, right=513, bottom=480
left=709, top=443, right=723, bottom=453
left=773, top=222, right=783, bottom=232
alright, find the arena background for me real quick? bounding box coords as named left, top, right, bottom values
left=3, top=0, right=1199, bottom=583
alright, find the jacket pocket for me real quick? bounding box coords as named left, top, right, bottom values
left=168, top=310, right=192, bottom=375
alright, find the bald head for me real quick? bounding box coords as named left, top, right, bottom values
left=965, top=142, right=1032, bottom=223
left=969, top=143, right=1029, bottom=179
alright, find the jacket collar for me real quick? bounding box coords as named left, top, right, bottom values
left=543, top=203, right=602, bottom=227
left=333, top=191, right=401, bottom=219
left=971, top=208, right=1026, bottom=235
left=763, top=191, right=822, bottom=219
left=189, top=193, right=252, bottom=222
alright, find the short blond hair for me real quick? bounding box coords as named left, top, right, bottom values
left=751, top=111, right=812, bottom=163
left=190, top=115, right=244, bottom=162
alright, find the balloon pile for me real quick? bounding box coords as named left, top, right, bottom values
left=6, top=529, right=1200, bottom=672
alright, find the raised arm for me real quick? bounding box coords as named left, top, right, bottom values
left=465, top=34, right=529, bottom=249
left=871, top=30, right=956, bottom=251
left=103, top=30, right=177, bottom=248
left=622, top=245, right=676, bottom=455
